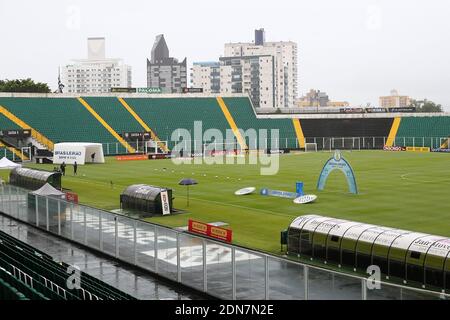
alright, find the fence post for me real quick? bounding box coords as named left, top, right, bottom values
left=134, top=220, right=137, bottom=266
left=99, top=212, right=103, bottom=251
left=15, top=186, right=19, bottom=219
left=6, top=185, right=11, bottom=215
left=84, top=207, right=87, bottom=245
left=304, top=265, right=309, bottom=300
left=115, top=217, right=119, bottom=258
left=57, top=200, right=61, bottom=235
left=265, top=255, right=269, bottom=300
left=362, top=279, right=367, bottom=300
left=177, top=233, right=181, bottom=282
left=154, top=225, right=158, bottom=274
left=413, top=137, right=415, bottom=147
left=203, top=239, right=207, bottom=292
left=46, top=198, right=49, bottom=231
left=35, top=196, right=39, bottom=227
left=232, top=247, right=236, bottom=300
left=70, top=203, right=74, bottom=240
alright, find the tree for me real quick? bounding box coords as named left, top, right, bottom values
left=409, top=99, right=443, bottom=113
left=0, top=78, right=51, bottom=93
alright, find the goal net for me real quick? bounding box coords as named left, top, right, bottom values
left=144, top=140, right=169, bottom=154
left=305, top=143, right=318, bottom=152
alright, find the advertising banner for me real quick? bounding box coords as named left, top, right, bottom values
left=0, top=129, right=31, bottom=138
left=182, top=88, right=204, bottom=93
left=388, top=107, right=416, bottom=113
left=260, top=188, right=300, bottom=199
left=122, top=132, right=152, bottom=141
left=137, top=87, right=162, bottom=94
left=406, top=147, right=430, bottom=153
left=431, top=148, right=450, bottom=153
left=383, top=145, right=405, bottom=152
left=65, top=192, right=79, bottom=203
left=160, top=190, right=171, bottom=215
left=115, top=155, right=148, bottom=161
left=188, top=220, right=232, bottom=243
left=53, top=145, right=86, bottom=165
left=110, top=87, right=137, bottom=93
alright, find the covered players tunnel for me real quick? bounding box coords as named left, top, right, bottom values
left=120, top=184, right=173, bottom=216
left=287, top=215, right=450, bottom=291
left=9, top=167, right=62, bottom=190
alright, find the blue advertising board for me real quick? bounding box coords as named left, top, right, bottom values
left=260, top=188, right=299, bottom=199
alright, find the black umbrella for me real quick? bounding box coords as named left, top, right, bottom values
left=179, top=178, right=198, bottom=207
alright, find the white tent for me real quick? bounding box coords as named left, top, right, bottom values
left=0, top=157, right=21, bottom=169
left=53, top=143, right=105, bottom=165
left=30, top=183, right=65, bottom=197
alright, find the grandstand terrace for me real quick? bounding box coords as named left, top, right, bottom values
left=0, top=92, right=449, bottom=161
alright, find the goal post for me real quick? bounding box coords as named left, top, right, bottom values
left=305, top=143, right=318, bottom=152
left=145, top=140, right=169, bottom=154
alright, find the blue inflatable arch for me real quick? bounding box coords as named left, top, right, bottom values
left=316, top=151, right=358, bottom=194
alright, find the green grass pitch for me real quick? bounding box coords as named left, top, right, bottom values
left=2, top=150, right=450, bottom=255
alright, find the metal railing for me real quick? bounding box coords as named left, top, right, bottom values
left=0, top=184, right=448, bottom=300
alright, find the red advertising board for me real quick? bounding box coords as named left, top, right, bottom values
left=188, top=220, right=232, bottom=243
left=115, top=154, right=148, bottom=161
left=65, top=192, right=79, bottom=203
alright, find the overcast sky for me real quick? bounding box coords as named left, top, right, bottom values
left=0, top=0, right=449, bottom=108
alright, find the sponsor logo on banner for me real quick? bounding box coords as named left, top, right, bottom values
left=388, top=107, right=416, bottom=113
left=137, top=87, right=162, bottom=94
left=188, top=220, right=232, bottom=243
left=65, top=192, right=79, bottom=203
left=53, top=146, right=86, bottom=164
left=115, top=155, right=148, bottom=161
left=383, top=145, right=405, bottom=152
left=110, top=87, right=137, bottom=93
left=260, top=188, right=300, bottom=199
left=160, top=190, right=171, bottom=215
left=182, top=87, right=204, bottom=93
left=406, top=147, right=430, bottom=153
left=431, top=148, right=450, bottom=153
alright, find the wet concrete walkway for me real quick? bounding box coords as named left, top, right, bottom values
left=0, top=213, right=204, bottom=300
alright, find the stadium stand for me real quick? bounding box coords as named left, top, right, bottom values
left=395, top=116, right=450, bottom=148
left=124, top=97, right=231, bottom=150
left=223, top=97, right=298, bottom=149
left=0, top=230, right=136, bottom=300
left=0, top=112, right=20, bottom=131
left=1, top=95, right=450, bottom=154
left=0, top=97, right=118, bottom=144
left=86, top=97, right=168, bottom=152
left=84, top=97, right=144, bottom=134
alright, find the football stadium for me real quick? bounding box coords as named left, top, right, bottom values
left=0, top=93, right=449, bottom=301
